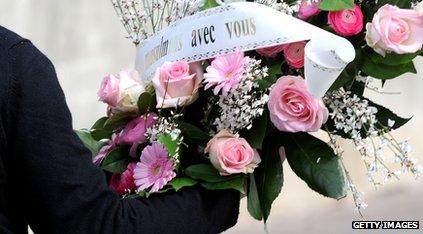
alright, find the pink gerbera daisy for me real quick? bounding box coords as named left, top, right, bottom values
left=203, top=51, right=246, bottom=96
left=133, top=142, right=176, bottom=192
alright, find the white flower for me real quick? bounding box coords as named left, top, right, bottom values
left=324, top=90, right=421, bottom=189
left=415, top=1, right=423, bottom=13
left=212, top=57, right=270, bottom=132
left=387, top=119, right=395, bottom=128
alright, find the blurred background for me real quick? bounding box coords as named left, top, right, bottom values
left=1, top=0, right=422, bottom=233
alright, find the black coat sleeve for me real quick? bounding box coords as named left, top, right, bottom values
left=6, top=41, right=239, bottom=234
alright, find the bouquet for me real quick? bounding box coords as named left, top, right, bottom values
left=77, top=0, right=423, bottom=223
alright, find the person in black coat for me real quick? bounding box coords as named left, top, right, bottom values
left=0, top=26, right=240, bottom=234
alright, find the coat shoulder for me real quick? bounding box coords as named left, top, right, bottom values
left=0, top=26, right=29, bottom=51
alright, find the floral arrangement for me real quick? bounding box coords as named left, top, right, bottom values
left=77, top=0, right=423, bottom=223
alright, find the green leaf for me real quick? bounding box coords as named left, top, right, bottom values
left=169, top=177, right=198, bottom=191
left=202, top=0, right=219, bottom=10
left=101, top=147, right=129, bottom=173
left=103, top=112, right=134, bottom=131
left=361, top=4, right=375, bottom=23
left=281, top=0, right=298, bottom=4
left=247, top=174, right=263, bottom=220
left=241, top=111, right=268, bottom=149
left=257, top=79, right=273, bottom=90
left=283, top=133, right=347, bottom=199
left=362, top=57, right=417, bottom=80
left=347, top=79, right=366, bottom=96
left=319, top=0, right=354, bottom=11
left=91, top=129, right=113, bottom=141
left=201, top=176, right=245, bottom=193
left=185, top=164, right=237, bottom=183
left=92, top=116, right=109, bottom=129
left=376, top=0, right=411, bottom=8
left=268, top=62, right=282, bottom=77
left=177, top=121, right=211, bottom=144
left=90, top=117, right=113, bottom=141
left=368, top=99, right=411, bottom=131
left=251, top=133, right=284, bottom=222
left=157, top=133, right=179, bottom=158
left=369, top=51, right=421, bottom=66
left=137, top=92, right=153, bottom=115
left=75, top=129, right=104, bottom=156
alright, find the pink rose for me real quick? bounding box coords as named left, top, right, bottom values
left=119, top=113, right=157, bottom=157
left=99, top=69, right=146, bottom=113
left=153, top=61, right=203, bottom=108
left=298, top=0, right=321, bottom=20
left=205, top=129, right=261, bottom=175
left=283, top=41, right=306, bottom=69
left=110, top=162, right=137, bottom=196
left=328, top=4, right=364, bottom=36
left=98, top=74, right=120, bottom=107
left=268, top=76, right=328, bottom=132
left=365, top=4, right=423, bottom=56
left=256, top=45, right=285, bottom=58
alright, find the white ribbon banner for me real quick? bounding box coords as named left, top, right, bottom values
left=135, top=2, right=355, bottom=97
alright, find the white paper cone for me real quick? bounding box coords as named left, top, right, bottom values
left=304, top=36, right=355, bottom=98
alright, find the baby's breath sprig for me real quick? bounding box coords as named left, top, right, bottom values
left=327, top=130, right=367, bottom=216
left=111, top=0, right=201, bottom=45
left=412, top=0, right=422, bottom=9
left=324, top=90, right=422, bottom=190
left=146, top=114, right=184, bottom=165
left=257, top=0, right=298, bottom=15
left=213, top=57, right=270, bottom=132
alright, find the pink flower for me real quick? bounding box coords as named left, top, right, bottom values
left=98, top=74, right=120, bottom=107
left=99, top=69, right=146, bottom=113
left=93, top=133, right=120, bottom=165
left=256, top=45, right=285, bottom=58
left=152, top=61, right=203, bottom=109
left=205, top=129, right=261, bottom=175
left=133, top=142, right=176, bottom=192
left=119, top=113, right=157, bottom=157
left=365, top=4, right=423, bottom=56
left=110, top=162, right=137, bottom=196
left=298, top=0, right=321, bottom=20
left=268, top=76, right=328, bottom=132
left=328, top=4, right=364, bottom=36
left=204, top=52, right=246, bottom=96
left=283, top=41, right=306, bottom=69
